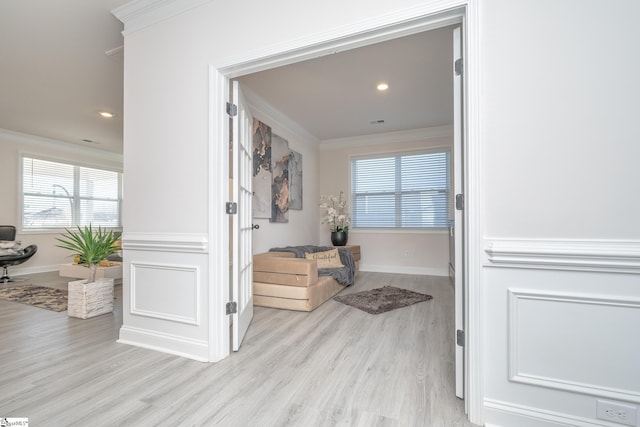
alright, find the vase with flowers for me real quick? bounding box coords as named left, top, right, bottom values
left=320, top=191, right=351, bottom=246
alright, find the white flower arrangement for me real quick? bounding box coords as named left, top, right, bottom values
left=319, top=191, right=351, bottom=233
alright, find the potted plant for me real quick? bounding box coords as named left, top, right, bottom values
left=319, top=191, right=351, bottom=246
left=56, top=225, right=121, bottom=318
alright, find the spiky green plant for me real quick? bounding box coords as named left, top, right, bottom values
left=55, top=225, right=121, bottom=282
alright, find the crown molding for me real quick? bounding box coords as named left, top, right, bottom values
left=0, top=127, right=123, bottom=165
left=112, top=0, right=212, bottom=35
left=240, top=86, right=320, bottom=146
left=318, top=125, right=453, bottom=150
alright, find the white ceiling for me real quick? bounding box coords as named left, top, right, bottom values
left=239, top=26, right=455, bottom=142
left=0, top=1, right=454, bottom=153
left=0, top=0, right=128, bottom=153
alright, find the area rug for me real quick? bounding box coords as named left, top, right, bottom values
left=333, top=286, right=433, bottom=314
left=0, top=285, right=67, bottom=312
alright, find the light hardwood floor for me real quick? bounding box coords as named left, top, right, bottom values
left=0, top=271, right=477, bottom=426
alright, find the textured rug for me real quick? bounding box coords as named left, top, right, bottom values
left=0, top=285, right=67, bottom=312
left=333, top=286, right=433, bottom=314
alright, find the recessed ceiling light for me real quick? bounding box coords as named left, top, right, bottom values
left=99, top=111, right=115, bottom=118
left=376, top=83, right=389, bottom=91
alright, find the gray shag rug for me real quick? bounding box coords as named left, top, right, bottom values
left=333, top=286, right=433, bottom=314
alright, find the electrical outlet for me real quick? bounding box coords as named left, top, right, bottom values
left=596, top=399, right=638, bottom=426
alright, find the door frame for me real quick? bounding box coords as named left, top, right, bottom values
left=208, top=0, right=483, bottom=423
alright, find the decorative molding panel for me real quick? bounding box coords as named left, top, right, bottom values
left=508, top=289, right=640, bottom=403
left=130, top=262, right=200, bottom=325
left=123, top=232, right=208, bottom=253
left=485, top=239, right=640, bottom=273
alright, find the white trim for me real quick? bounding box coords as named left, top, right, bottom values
left=461, top=1, right=482, bottom=420
left=122, top=232, right=208, bottom=253
left=1, top=128, right=123, bottom=164
left=208, top=66, right=231, bottom=363
left=17, top=150, right=123, bottom=173
left=111, top=0, right=212, bottom=36
left=209, top=2, right=482, bottom=423
left=213, top=5, right=464, bottom=77
left=485, top=239, right=640, bottom=274
left=117, top=325, right=209, bottom=362
left=350, top=228, right=448, bottom=235
left=320, top=125, right=453, bottom=150
left=360, top=264, right=448, bottom=277
left=8, top=264, right=60, bottom=277
left=484, top=398, right=618, bottom=427
left=130, top=262, right=201, bottom=325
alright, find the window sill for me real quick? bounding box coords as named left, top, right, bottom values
left=350, top=228, right=448, bottom=235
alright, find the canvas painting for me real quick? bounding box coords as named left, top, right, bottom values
left=252, top=119, right=272, bottom=218
left=288, top=150, right=303, bottom=210
left=271, top=133, right=289, bottom=223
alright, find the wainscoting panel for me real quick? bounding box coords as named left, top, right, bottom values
left=118, top=232, right=210, bottom=362
left=508, top=289, right=640, bottom=402
left=482, top=238, right=640, bottom=427
left=130, top=262, right=200, bottom=325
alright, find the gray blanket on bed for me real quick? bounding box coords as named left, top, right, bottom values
left=268, top=245, right=356, bottom=285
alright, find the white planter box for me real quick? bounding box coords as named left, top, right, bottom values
left=68, top=278, right=115, bottom=319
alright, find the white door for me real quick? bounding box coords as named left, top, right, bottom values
left=231, top=80, right=254, bottom=351
left=453, top=26, right=465, bottom=399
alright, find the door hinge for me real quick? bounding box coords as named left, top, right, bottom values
left=456, top=329, right=465, bottom=346
left=226, top=301, right=237, bottom=315
left=226, top=202, right=237, bottom=214
left=226, top=102, right=238, bottom=117
left=455, top=194, right=464, bottom=211
left=455, top=58, right=463, bottom=76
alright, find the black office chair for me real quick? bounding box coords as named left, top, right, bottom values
left=0, top=225, right=38, bottom=283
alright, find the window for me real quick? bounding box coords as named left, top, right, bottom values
left=22, top=156, right=122, bottom=230
left=351, top=150, right=450, bottom=229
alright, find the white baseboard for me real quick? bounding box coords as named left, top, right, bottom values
left=359, top=263, right=448, bottom=277
left=484, top=398, right=614, bottom=427
left=118, top=325, right=209, bottom=362
left=9, top=264, right=59, bottom=276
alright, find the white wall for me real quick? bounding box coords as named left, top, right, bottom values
left=318, top=128, right=452, bottom=276
left=117, top=0, right=640, bottom=424
left=481, top=0, right=640, bottom=239
left=479, top=0, right=640, bottom=425
left=0, top=129, right=123, bottom=274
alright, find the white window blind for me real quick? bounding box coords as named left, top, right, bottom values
left=351, top=150, right=450, bottom=228
left=22, top=156, right=121, bottom=229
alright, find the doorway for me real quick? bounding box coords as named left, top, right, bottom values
left=210, top=3, right=480, bottom=423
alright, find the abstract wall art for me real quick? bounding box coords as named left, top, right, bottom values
left=251, top=119, right=303, bottom=223
left=270, top=133, right=289, bottom=223
left=252, top=119, right=272, bottom=219
left=288, top=150, right=303, bottom=210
